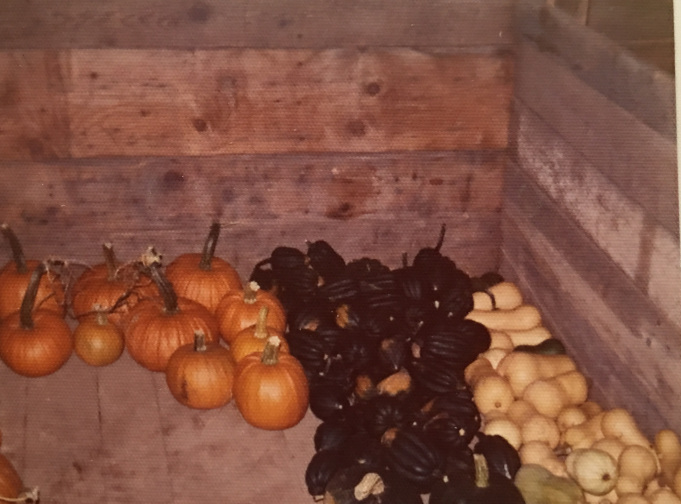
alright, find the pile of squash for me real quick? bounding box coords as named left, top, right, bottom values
left=3, top=220, right=681, bottom=504
left=463, top=276, right=681, bottom=504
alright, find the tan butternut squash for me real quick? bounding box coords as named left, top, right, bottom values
left=472, top=373, right=515, bottom=415
left=505, top=326, right=553, bottom=347
left=556, top=406, right=588, bottom=433
left=562, top=412, right=605, bottom=450
left=482, top=415, right=522, bottom=450
left=473, top=281, right=524, bottom=311
left=496, top=352, right=577, bottom=398
left=601, top=409, right=652, bottom=449
left=466, top=304, right=542, bottom=332
left=654, top=429, right=681, bottom=487
left=615, top=445, right=659, bottom=496
left=521, top=413, right=561, bottom=449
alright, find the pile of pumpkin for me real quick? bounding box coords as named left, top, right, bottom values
left=2, top=221, right=681, bottom=504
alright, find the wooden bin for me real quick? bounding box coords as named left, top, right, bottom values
left=0, top=1, right=677, bottom=502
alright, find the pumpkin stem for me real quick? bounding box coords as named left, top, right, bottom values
left=199, top=222, right=221, bottom=271
left=243, top=281, right=260, bottom=304
left=193, top=331, right=207, bottom=352
left=19, top=262, right=47, bottom=330
left=253, top=305, right=270, bottom=340
left=140, top=251, right=179, bottom=314
left=102, top=242, right=118, bottom=281
left=472, top=453, right=491, bottom=489
left=1, top=223, right=28, bottom=274
left=434, top=223, right=446, bottom=252
left=260, top=335, right=282, bottom=365
left=0, top=487, right=40, bottom=503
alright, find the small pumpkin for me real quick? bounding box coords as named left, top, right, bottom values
left=0, top=262, right=73, bottom=377
left=215, top=281, right=287, bottom=344
left=165, top=222, right=242, bottom=314
left=73, top=309, right=125, bottom=367
left=229, top=305, right=287, bottom=363
left=71, top=242, right=152, bottom=326
left=233, top=335, right=309, bottom=430
left=0, top=223, right=64, bottom=319
left=165, top=331, right=235, bottom=409
left=122, top=252, right=220, bottom=372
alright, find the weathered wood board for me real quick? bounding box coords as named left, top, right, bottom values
left=0, top=0, right=515, bottom=50
left=0, top=48, right=513, bottom=159
left=0, top=153, right=505, bottom=277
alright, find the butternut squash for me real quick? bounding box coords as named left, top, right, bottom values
left=521, top=413, right=561, bottom=449
left=601, top=409, right=652, bottom=449
left=466, top=304, right=542, bottom=332
left=647, top=488, right=681, bottom=504
left=566, top=448, right=618, bottom=496
left=562, top=412, right=605, bottom=450
left=615, top=445, right=659, bottom=496
left=482, top=415, right=523, bottom=450
left=472, top=281, right=524, bottom=311
left=472, top=373, right=515, bottom=415
left=654, top=429, right=681, bottom=487
left=507, top=399, right=540, bottom=426
left=519, top=441, right=568, bottom=477
left=496, top=352, right=577, bottom=398
left=522, top=378, right=571, bottom=419
left=505, top=326, right=553, bottom=347
left=463, top=357, right=497, bottom=388
left=556, top=406, right=588, bottom=433
left=489, top=330, right=514, bottom=351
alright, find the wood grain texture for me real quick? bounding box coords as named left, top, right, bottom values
left=513, top=38, right=678, bottom=236
left=0, top=153, right=504, bottom=277
left=516, top=1, right=676, bottom=136
left=0, top=0, right=514, bottom=50
left=501, top=163, right=681, bottom=434
left=513, top=104, right=681, bottom=328
left=0, top=48, right=513, bottom=159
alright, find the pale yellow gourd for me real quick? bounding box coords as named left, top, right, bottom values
left=466, top=304, right=542, bottom=332
left=615, top=445, right=659, bottom=496
left=519, top=441, right=568, bottom=477
left=472, top=373, right=515, bottom=415
left=507, top=399, right=540, bottom=426
left=463, top=357, right=497, bottom=388
left=489, top=330, right=514, bottom=351
left=473, top=281, right=524, bottom=311
left=522, top=378, right=571, bottom=419
left=521, top=413, right=561, bottom=449
left=601, top=409, right=652, bottom=449
left=566, top=448, right=619, bottom=496
left=556, top=406, right=588, bottom=433
left=562, top=412, right=606, bottom=450
left=647, top=488, right=681, bottom=504
left=654, top=429, right=681, bottom=487
left=482, top=415, right=523, bottom=450
left=505, top=326, right=553, bottom=347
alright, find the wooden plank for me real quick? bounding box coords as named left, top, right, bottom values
left=0, top=364, right=28, bottom=477
left=61, top=48, right=512, bottom=157
left=586, top=0, right=673, bottom=44
left=513, top=39, right=678, bottom=236
left=0, top=0, right=515, bottom=50
left=0, top=153, right=504, bottom=275
left=515, top=0, right=676, bottom=135
left=153, top=373, right=319, bottom=503
left=22, top=356, right=107, bottom=502
left=0, top=51, right=71, bottom=160
left=500, top=163, right=681, bottom=434
left=513, top=104, right=681, bottom=328
left=97, top=352, right=173, bottom=503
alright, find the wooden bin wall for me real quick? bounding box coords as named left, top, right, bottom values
left=503, top=1, right=679, bottom=435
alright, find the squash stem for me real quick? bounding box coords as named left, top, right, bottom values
left=146, top=263, right=179, bottom=314
left=102, top=242, right=118, bottom=281
left=253, top=305, right=270, bottom=339
left=1, top=223, right=28, bottom=274
left=261, top=336, right=282, bottom=365
left=243, top=281, right=260, bottom=304
left=193, top=331, right=207, bottom=352
left=199, top=222, right=221, bottom=271
left=0, top=487, right=40, bottom=503
left=19, top=262, right=47, bottom=330
left=472, top=453, right=491, bottom=489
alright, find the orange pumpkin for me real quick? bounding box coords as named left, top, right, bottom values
left=71, top=243, right=154, bottom=326
left=233, top=335, right=309, bottom=430
left=165, top=331, right=235, bottom=409
left=215, top=281, right=286, bottom=344
left=73, top=310, right=125, bottom=367
left=0, top=263, right=73, bottom=377
left=0, top=223, right=64, bottom=319
left=0, top=451, right=23, bottom=503
left=122, top=259, right=219, bottom=372
left=230, top=305, right=288, bottom=363
left=165, top=222, right=242, bottom=314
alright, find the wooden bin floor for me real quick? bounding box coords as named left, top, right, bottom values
left=0, top=351, right=320, bottom=504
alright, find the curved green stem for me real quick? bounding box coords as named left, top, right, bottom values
left=1, top=223, right=27, bottom=274
left=19, top=263, right=47, bottom=330
left=199, top=222, right=221, bottom=271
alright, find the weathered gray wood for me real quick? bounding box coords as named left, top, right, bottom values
left=515, top=0, right=676, bottom=136
left=513, top=38, right=678, bottom=236
left=501, top=162, right=681, bottom=435
left=22, top=356, right=106, bottom=502
left=0, top=0, right=514, bottom=50
left=0, top=48, right=512, bottom=159
left=0, top=364, right=28, bottom=476
left=513, top=104, right=681, bottom=328
left=153, top=373, right=319, bottom=503
left=0, top=154, right=504, bottom=276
